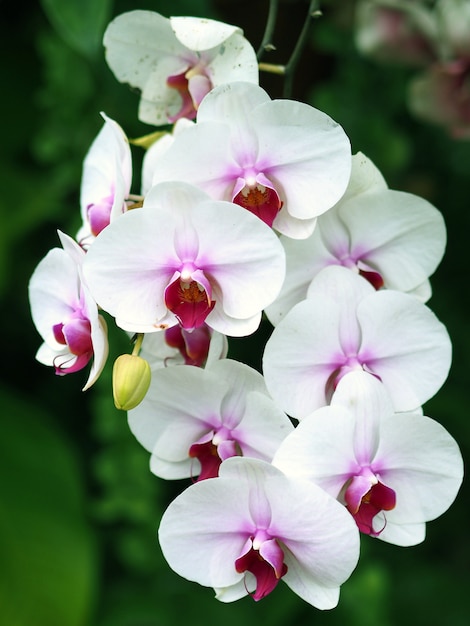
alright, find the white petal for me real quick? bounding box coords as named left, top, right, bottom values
left=343, top=189, right=446, bottom=292
left=376, top=412, right=463, bottom=524
left=170, top=16, right=240, bottom=51
left=358, top=290, right=452, bottom=410
left=206, top=32, right=258, bottom=86
left=263, top=296, right=346, bottom=418
left=29, top=248, right=80, bottom=345
left=158, top=476, right=250, bottom=589
left=253, top=100, right=351, bottom=220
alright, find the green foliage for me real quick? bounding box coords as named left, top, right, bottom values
left=0, top=387, right=97, bottom=626
left=40, top=0, right=113, bottom=58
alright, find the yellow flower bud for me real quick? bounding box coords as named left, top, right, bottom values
left=112, top=354, right=151, bottom=411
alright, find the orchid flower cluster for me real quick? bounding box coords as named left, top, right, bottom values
left=355, top=0, right=470, bottom=138
left=28, top=6, right=463, bottom=612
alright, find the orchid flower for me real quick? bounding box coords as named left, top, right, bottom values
left=150, top=81, right=352, bottom=238
left=128, top=359, right=294, bottom=480
left=158, top=457, right=360, bottom=608
left=263, top=265, right=451, bottom=419
left=265, top=152, right=446, bottom=324
left=273, top=371, right=463, bottom=546
left=28, top=231, right=108, bottom=390
left=82, top=181, right=285, bottom=337
left=77, top=113, right=132, bottom=248
left=103, top=10, right=259, bottom=126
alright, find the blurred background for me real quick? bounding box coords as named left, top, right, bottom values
left=1, top=0, right=469, bottom=624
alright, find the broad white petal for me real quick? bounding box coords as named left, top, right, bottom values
left=263, top=296, right=346, bottom=418
left=170, top=16, right=240, bottom=51
left=253, top=100, right=351, bottom=219
left=343, top=189, right=446, bottom=292
left=158, top=476, right=251, bottom=589
left=358, top=290, right=452, bottom=410
left=376, top=413, right=463, bottom=523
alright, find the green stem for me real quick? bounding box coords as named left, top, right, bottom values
left=257, top=0, right=280, bottom=60
left=283, top=0, right=322, bottom=98
left=132, top=333, right=144, bottom=356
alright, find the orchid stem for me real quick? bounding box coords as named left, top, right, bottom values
left=132, top=333, right=144, bottom=356
left=283, top=0, right=322, bottom=98
left=257, top=0, right=280, bottom=60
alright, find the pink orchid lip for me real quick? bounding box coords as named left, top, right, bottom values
left=166, top=63, right=212, bottom=123
left=344, top=471, right=396, bottom=536
left=232, top=172, right=282, bottom=227
left=164, top=269, right=215, bottom=330
left=235, top=530, right=288, bottom=601
left=164, top=324, right=211, bottom=366
left=189, top=427, right=240, bottom=481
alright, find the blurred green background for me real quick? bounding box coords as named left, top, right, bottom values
left=1, top=0, right=468, bottom=624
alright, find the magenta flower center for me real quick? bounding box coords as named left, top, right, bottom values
left=87, top=192, right=115, bottom=237
left=344, top=472, right=396, bottom=536
left=165, top=277, right=215, bottom=330
left=235, top=531, right=288, bottom=601
left=189, top=427, right=240, bottom=481
left=166, top=62, right=212, bottom=123
left=164, top=324, right=211, bottom=366
left=51, top=308, right=93, bottom=375
left=233, top=182, right=283, bottom=227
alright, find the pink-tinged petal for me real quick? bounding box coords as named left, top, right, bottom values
left=263, top=297, right=346, bottom=419
left=307, top=266, right=374, bottom=355
left=128, top=364, right=226, bottom=458
left=158, top=475, right=253, bottom=589
left=82, top=205, right=181, bottom=332
left=230, top=391, right=294, bottom=461
left=357, top=289, right=452, bottom=411
left=273, top=405, right=356, bottom=496
left=342, top=189, right=446, bottom=294
left=151, top=122, right=238, bottom=199
left=251, top=99, right=351, bottom=220
left=79, top=113, right=131, bottom=242
left=375, top=412, right=463, bottom=525
left=170, top=16, right=241, bottom=51
left=331, top=371, right=393, bottom=466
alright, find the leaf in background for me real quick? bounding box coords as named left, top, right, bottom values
left=0, top=386, right=98, bottom=626
left=40, top=0, right=113, bottom=58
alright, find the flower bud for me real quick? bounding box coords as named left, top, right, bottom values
left=112, top=354, right=151, bottom=410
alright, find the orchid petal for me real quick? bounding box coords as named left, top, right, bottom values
left=170, top=16, right=240, bottom=51
left=358, top=289, right=452, bottom=410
